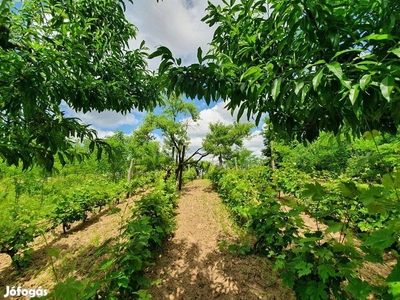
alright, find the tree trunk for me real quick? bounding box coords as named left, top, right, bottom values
left=178, top=146, right=186, bottom=191
left=270, top=140, right=275, bottom=171
left=234, top=157, right=238, bottom=171
left=219, top=154, right=223, bottom=168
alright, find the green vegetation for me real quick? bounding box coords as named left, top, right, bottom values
left=1, top=0, right=161, bottom=171
left=1, top=0, right=400, bottom=299
left=208, top=128, right=400, bottom=299
left=154, top=0, right=400, bottom=141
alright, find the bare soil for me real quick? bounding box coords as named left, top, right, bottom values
left=145, top=179, right=294, bottom=300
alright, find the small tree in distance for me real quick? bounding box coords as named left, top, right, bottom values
left=202, top=122, right=254, bottom=168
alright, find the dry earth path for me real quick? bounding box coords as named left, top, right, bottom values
left=145, top=179, right=294, bottom=300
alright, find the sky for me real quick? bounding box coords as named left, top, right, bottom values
left=64, top=0, right=265, bottom=158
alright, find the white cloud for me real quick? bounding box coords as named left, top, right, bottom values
left=125, top=0, right=222, bottom=69
left=185, top=102, right=265, bottom=158
left=61, top=101, right=141, bottom=131
left=95, top=129, right=116, bottom=138
left=244, top=130, right=264, bottom=157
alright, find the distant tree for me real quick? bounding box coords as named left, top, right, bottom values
left=228, top=147, right=263, bottom=169
left=96, top=132, right=128, bottom=182
left=202, top=122, right=254, bottom=168
left=143, top=94, right=208, bottom=189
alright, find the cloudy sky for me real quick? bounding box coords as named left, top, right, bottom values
left=65, top=0, right=265, bottom=158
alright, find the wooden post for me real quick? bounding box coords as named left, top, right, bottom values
left=127, top=158, right=134, bottom=185
left=127, top=158, right=134, bottom=197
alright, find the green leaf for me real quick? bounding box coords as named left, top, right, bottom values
left=338, top=182, right=360, bottom=197
left=99, top=258, right=115, bottom=270
left=387, top=261, right=400, bottom=297
left=387, top=261, right=400, bottom=282
left=327, top=61, right=343, bottom=81
left=344, top=277, right=372, bottom=299
left=294, top=81, right=304, bottom=95
left=312, top=69, right=323, bottom=90
left=332, top=48, right=363, bottom=59
left=390, top=47, right=400, bottom=58
left=47, top=248, right=60, bottom=259
left=302, top=59, right=326, bottom=72
left=363, top=130, right=380, bottom=140
left=388, top=282, right=400, bottom=298
left=148, top=46, right=173, bottom=59
left=349, top=84, right=359, bottom=105
left=380, top=75, right=395, bottom=102
left=241, top=66, right=261, bottom=81
left=296, top=261, right=313, bottom=277
left=197, top=47, right=203, bottom=64
left=362, top=228, right=398, bottom=250
left=302, top=182, right=324, bottom=199
left=271, top=78, right=282, bottom=101
left=382, top=173, right=394, bottom=188
left=360, top=33, right=394, bottom=41
left=325, top=220, right=343, bottom=234
left=306, top=281, right=328, bottom=300
left=318, top=263, right=336, bottom=283
left=359, top=74, right=371, bottom=91
left=54, top=277, right=86, bottom=300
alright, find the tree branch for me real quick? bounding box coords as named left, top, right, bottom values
left=184, top=147, right=209, bottom=165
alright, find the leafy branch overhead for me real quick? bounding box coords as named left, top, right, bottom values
left=152, top=0, right=400, bottom=142
left=0, top=0, right=161, bottom=170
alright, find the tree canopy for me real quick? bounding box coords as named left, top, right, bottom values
left=202, top=121, right=254, bottom=167
left=151, top=0, right=400, bottom=142
left=0, top=0, right=160, bottom=170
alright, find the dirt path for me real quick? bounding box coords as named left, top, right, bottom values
left=145, top=179, right=294, bottom=300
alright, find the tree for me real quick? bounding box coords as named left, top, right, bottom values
left=151, top=0, right=400, bottom=142
left=202, top=121, right=254, bottom=168
left=143, top=94, right=208, bottom=190
left=96, top=132, right=128, bottom=182
left=128, top=125, right=170, bottom=173
left=0, top=0, right=160, bottom=171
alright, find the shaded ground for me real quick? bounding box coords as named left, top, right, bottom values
left=145, top=179, right=294, bottom=300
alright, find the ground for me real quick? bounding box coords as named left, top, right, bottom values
left=145, top=180, right=294, bottom=299
left=0, top=180, right=293, bottom=299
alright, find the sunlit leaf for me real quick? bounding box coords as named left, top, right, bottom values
left=380, top=75, right=395, bottom=102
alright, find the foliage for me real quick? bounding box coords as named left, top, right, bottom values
left=202, top=121, right=254, bottom=167
left=210, top=165, right=399, bottom=299
left=152, top=0, right=400, bottom=142
left=142, top=93, right=207, bottom=190
left=41, top=176, right=177, bottom=300
left=98, top=178, right=177, bottom=299
left=96, top=132, right=129, bottom=182
left=0, top=207, right=37, bottom=269
left=182, top=167, right=197, bottom=184
left=249, top=192, right=301, bottom=257
left=0, top=0, right=160, bottom=170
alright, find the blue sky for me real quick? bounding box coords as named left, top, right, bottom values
left=63, top=0, right=265, bottom=157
